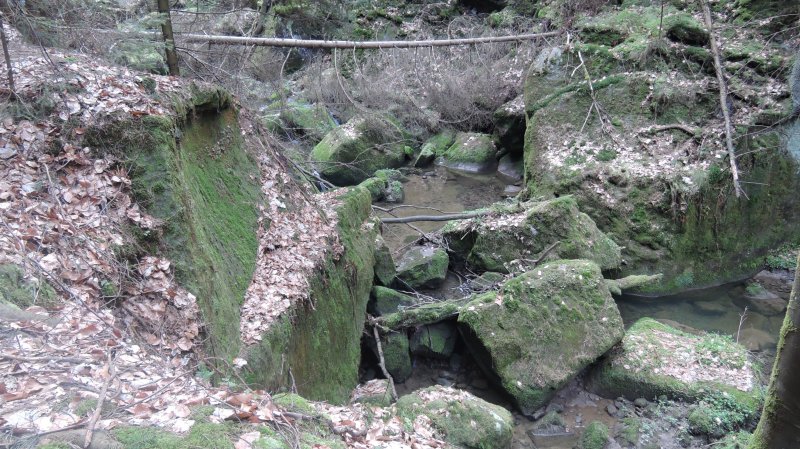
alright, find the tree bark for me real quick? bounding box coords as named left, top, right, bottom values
left=0, top=12, right=14, bottom=92
left=180, top=30, right=561, bottom=49
left=750, top=252, right=800, bottom=448
left=157, top=0, right=180, bottom=76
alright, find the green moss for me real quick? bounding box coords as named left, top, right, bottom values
left=82, top=88, right=261, bottom=365
left=620, top=417, right=641, bottom=446
left=580, top=421, right=609, bottom=449
left=396, top=386, right=514, bottom=449
left=279, top=101, right=336, bottom=140
left=0, top=264, right=57, bottom=309
left=372, top=234, right=397, bottom=286
left=381, top=298, right=468, bottom=329
left=272, top=393, right=316, bottom=415
left=114, top=422, right=239, bottom=449
left=243, top=187, right=376, bottom=403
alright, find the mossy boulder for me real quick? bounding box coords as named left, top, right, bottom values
left=588, top=318, right=762, bottom=422
left=665, top=15, right=709, bottom=46
left=373, top=234, right=397, bottom=286
left=382, top=331, right=412, bottom=382
left=370, top=286, right=416, bottom=316
left=441, top=132, right=498, bottom=173
left=396, top=386, right=514, bottom=449
left=395, top=245, right=449, bottom=289
left=442, top=197, right=622, bottom=273
left=458, top=259, right=624, bottom=414
left=410, top=322, right=458, bottom=359
left=279, top=100, right=337, bottom=140
left=580, top=421, right=610, bottom=449
left=415, top=130, right=456, bottom=168
left=311, top=116, right=407, bottom=186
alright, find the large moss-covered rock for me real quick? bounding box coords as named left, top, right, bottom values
left=244, top=187, right=378, bottom=403
left=87, top=87, right=260, bottom=364
left=588, top=318, right=762, bottom=422
left=441, top=132, right=498, bottom=173
left=458, top=259, right=624, bottom=414
left=442, top=197, right=622, bottom=273
left=580, top=421, right=610, bottom=449
left=279, top=100, right=337, bottom=140
left=395, top=245, right=449, bottom=289
left=396, top=386, right=514, bottom=449
left=370, top=286, right=416, bottom=316
left=311, top=116, right=407, bottom=186
left=523, top=38, right=800, bottom=293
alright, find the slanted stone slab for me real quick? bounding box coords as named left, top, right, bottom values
left=588, top=318, right=762, bottom=417
left=396, top=386, right=514, bottom=449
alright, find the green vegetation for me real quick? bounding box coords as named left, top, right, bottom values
left=0, top=264, right=57, bottom=309
left=580, top=421, right=609, bottom=449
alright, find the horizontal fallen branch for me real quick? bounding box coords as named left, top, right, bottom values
left=179, top=30, right=561, bottom=49
left=380, top=211, right=487, bottom=224
left=643, top=124, right=700, bottom=136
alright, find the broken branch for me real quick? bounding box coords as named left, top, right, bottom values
left=699, top=0, right=745, bottom=199
left=371, top=325, right=398, bottom=403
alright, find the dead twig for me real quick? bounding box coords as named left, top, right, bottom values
left=83, top=351, right=115, bottom=448
left=644, top=124, right=700, bottom=136
left=371, top=324, right=398, bottom=403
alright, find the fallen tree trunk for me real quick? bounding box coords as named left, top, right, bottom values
left=380, top=211, right=487, bottom=224
left=179, top=30, right=561, bottom=49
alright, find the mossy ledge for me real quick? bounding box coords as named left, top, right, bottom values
left=85, top=84, right=261, bottom=365
left=243, top=186, right=377, bottom=403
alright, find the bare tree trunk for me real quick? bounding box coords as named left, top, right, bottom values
left=699, top=0, right=744, bottom=199
left=750, top=252, right=800, bottom=448
left=0, top=12, right=14, bottom=92
left=157, top=0, right=180, bottom=76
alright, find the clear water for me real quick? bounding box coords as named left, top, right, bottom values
left=376, top=165, right=509, bottom=253
left=617, top=282, right=785, bottom=352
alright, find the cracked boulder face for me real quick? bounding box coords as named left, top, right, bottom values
left=522, top=4, right=800, bottom=293
left=457, top=259, right=624, bottom=415
left=442, top=196, right=622, bottom=273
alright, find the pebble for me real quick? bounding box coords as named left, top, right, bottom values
left=634, top=398, right=649, bottom=408
left=545, top=403, right=564, bottom=414
left=606, top=404, right=618, bottom=416
left=0, top=147, right=16, bottom=160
